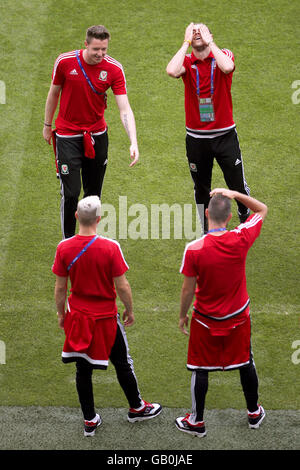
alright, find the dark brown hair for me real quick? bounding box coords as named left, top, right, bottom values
left=86, top=25, right=110, bottom=43
left=208, top=194, right=231, bottom=224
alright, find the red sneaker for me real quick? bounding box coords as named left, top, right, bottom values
left=175, top=413, right=206, bottom=437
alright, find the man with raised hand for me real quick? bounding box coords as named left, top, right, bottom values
left=176, top=188, right=267, bottom=437
left=166, top=23, right=250, bottom=233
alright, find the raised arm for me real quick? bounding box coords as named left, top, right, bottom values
left=210, top=188, right=268, bottom=221
left=199, top=24, right=235, bottom=74
left=166, top=23, right=194, bottom=78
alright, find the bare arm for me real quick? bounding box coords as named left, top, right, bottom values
left=209, top=43, right=235, bottom=74
left=54, top=275, right=68, bottom=329
left=114, top=94, right=139, bottom=167
left=166, top=23, right=194, bottom=78
left=43, top=83, right=62, bottom=144
left=114, top=274, right=134, bottom=326
left=179, top=275, right=197, bottom=336
left=199, top=24, right=235, bottom=74
left=210, top=188, right=268, bottom=221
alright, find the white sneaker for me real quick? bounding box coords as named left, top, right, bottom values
left=84, top=413, right=102, bottom=436
left=248, top=405, right=265, bottom=429
left=175, top=413, right=206, bottom=437
left=128, top=401, right=162, bottom=423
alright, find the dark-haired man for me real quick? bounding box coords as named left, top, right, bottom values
left=166, top=23, right=250, bottom=233
left=43, top=25, right=139, bottom=239
left=176, top=188, right=267, bottom=437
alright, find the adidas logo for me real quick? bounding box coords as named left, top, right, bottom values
left=235, top=158, right=241, bottom=166
left=69, top=69, right=78, bottom=75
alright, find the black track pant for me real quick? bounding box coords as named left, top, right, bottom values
left=56, top=132, right=108, bottom=239
left=186, top=129, right=250, bottom=231
left=75, top=318, right=142, bottom=421
left=191, top=360, right=259, bottom=422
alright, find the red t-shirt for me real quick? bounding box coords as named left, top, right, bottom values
left=182, top=50, right=235, bottom=133
left=52, top=235, right=129, bottom=317
left=52, top=50, right=127, bottom=134
left=180, top=214, right=263, bottom=325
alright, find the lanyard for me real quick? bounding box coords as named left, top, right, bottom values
left=206, top=228, right=227, bottom=234
left=67, top=235, right=98, bottom=271
left=195, top=58, right=215, bottom=98
left=75, top=50, right=105, bottom=96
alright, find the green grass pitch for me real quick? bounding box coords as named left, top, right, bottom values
left=0, top=0, right=299, bottom=451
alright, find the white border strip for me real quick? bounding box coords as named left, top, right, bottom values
left=62, top=351, right=108, bottom=367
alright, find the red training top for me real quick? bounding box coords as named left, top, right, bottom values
left=52, top=235, right=129, bottom=318
left=182, top=49, right=236, bottom=134
left=180, top=214, right=263, bottom=327
left=52, top=50, right=127, bottom=135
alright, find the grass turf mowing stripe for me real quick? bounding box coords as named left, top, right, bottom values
left=0, top=2, right=49, bottom=275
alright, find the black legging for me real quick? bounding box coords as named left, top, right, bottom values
left=75, top=319, right=142, bottom=420
left=186, top=130, right=250, bottom=231
left=192, top=361, right=259, bottom=422
left=56, top=132, right=108, bottom=239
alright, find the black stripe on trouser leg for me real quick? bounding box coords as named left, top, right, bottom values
left=191, top=370, right=208, bottom=422
left=186, top=134, right=214, bottom=209
left=185, top=135, right=214, bottom=233
left=109, top=317, right=142, bottom=409
left=75, top=359, right=95, bottom=421
left=213, top=129, right=250, bottom=218
left=56, top=136, right=83, bottom=239
left=82, top=132, right=108, bottom=200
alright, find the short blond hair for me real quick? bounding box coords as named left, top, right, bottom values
left=77, top=196, right=101, bottom=226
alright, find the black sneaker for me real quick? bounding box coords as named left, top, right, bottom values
left=175, top=413, right=206, bottom=438
left=84, top=413, right=102, bottom=437
left=248, top=405, right=265, bottom=429
left=128, top=401, right=162, bottom=423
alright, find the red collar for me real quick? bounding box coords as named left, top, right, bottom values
left=191, top=50, right=214, bottom=64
